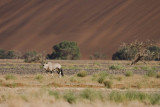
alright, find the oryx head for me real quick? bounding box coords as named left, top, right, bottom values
left=41, top=56, right=47, bottom=67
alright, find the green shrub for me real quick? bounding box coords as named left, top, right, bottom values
left=109, top=65, right=124, bottom=70
left=103, top=80, right=113, bottom=88
left=149, top=94, right=160, bottom=105
left=89, top=52, right=107, bottom=60
left=94, top=72, right=108, bottom=83
left=133, top=66, right=139, bottom=70
left=125, top=91, right=147, bottom=101
left=125, top=71, right=133, bottom=77
left=48, top=41, right=80, bottom=60
left=77, top=71, right=88, bottom=77
left=156, top=72, right=160, bottom=78
left=109, top=91, right=148, bottom=103
left=48, top=90, right=60, bottom=99
left=109, top=91, right=125, bottom=102
left=91, top=72, right=108, bottom=83
left=64, top=91, right=76, bottom=104
left=80, top=89, right=97, bottom=101
left=109, top=90, right=160, bottom=105
left=23, top=51, right=41, bottom=63
left=98, top=72, right=108, bottom=77
left=98, top=77, right=105, bottom=84
left=141, top=66, right=156, bottom=71
left=146, top=71, right=156, bottom=77
left=35, top=74, right=43, bottom=81
left=70, top=76, right=81, bottom=83
left=115, top=76, right=123, bottom=81
left=5, top=74, right=16, bottom=80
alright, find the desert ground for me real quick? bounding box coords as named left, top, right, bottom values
left=0, top=59, right=159, bottom=107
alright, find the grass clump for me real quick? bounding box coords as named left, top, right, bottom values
left=103, top=80, right=113, bottom=88
left=114, top=76, right=123, bottom=81
left=109, top=64, right=124, bottom=70
left=149, top=94, right=160, bottom=105
left=93, top=72, right=108, bottom=84
left=63, top=91, right=76, bottom=104
left=35, top=74, right=43, bottom=81
left=156, top=72, right=160, bottom=78
left=48, top=90, right=60, bottom=99
left=125, top=71, right=133, bottom=77
left=77, top=71, right=88, bottom=77
left=109, top=91, right=147, bottom=103
left=5, top=74, right=16, bottom=80
left=109, top=90, right=160, bottom=105
left=5, top=83, right=17, bottom=88
left=141, top=66, right=156, bottom=71
left=80, top=89, right=98, bottom=101
left=146, top=71, right=156, bottom=77
left=109, top=91, right=125, bottom=103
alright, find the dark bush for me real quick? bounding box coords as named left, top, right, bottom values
left=112, top=40, right=160, bottom=61
left=48, top=41, right=80, bottom=60
left=23, top=51, right=41, bottom=63
left=0, top=49, right=6, bottom=59
left=89, top=52, right=107, bottom=60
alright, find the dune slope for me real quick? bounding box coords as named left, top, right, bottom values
left=0, top=0, right=160, bottom=59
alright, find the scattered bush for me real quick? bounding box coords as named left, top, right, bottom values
left=109, top=65, right=124, bottom=70
left=48, top=41, right=80, bottom=60
left=70, top=76, right=81, bottom=83
left=125, top=71, right=133, bottom=77
left=156, top=72, right=160, bottom=78
left=77, top=71, right=88, bottom=77
left=0, top=49, right=22, bottom=59
left=5, top=83, right=17, bottom=88
left=112, top=47, right=136, bottom=60
left=89, top=52, right=107, bottom=60
left=23, top=51, right=42, bottom=63
left=146, top=71, right=156, bottom=77
left=141, top=66, right=156, bottom=71
left=35, top=74, right=43, bottom=81
left=109, top=91, right=151, bottom=103
left=80, top=89, right=97, bottom=101
left=114, top=76, right=123, bottom=81
left=109, top=91, right=125, bottom=103
left=103, top=80, right=113, bottom=88
left=48, top=90, right=60, bottom=99
left=97, top=72, right=108, bottom=83
left=148, top=46, right=160, bottom=61
left=5, top=74, right=16, bottom=80
left=0, top=49, right=6, bottom=59
left=64, top=91, right=76, bottom=104
left=112, top=40, right=160, bottom=62
left=98, top=77, right=105, bottom=84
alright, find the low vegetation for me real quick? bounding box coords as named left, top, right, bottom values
left=146, top=71, right=157, bottom=77
left=77, top=71, right=88, bottom=77
left=5, top=74, right=16, bottom=80
left=125, top=71, right=133, bottom=77
left=0, top=60, right=159, bottom=106
left=63, top=91, right=77, bottom=104
left=156, top=72, right=160, bottom=78
left=109, top=91, right=160, bottom=105
left=109, top=64, right=124, bottom=70
left=103, top=80, right=113, bottom=88
left=35, top=74, right=43, bottom=81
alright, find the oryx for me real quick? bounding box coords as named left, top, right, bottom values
left=41, top=59, right=64, bottom=77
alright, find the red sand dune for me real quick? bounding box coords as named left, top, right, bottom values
left=0, top=0, right=160, bottom=59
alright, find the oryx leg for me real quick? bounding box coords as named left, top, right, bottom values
left=51, top=71, right=54, bottom=76
left=58, top=68, right=64, bottom=78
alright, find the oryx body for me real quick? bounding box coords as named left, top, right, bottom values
left=43, top=62, right=64, bottom=77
